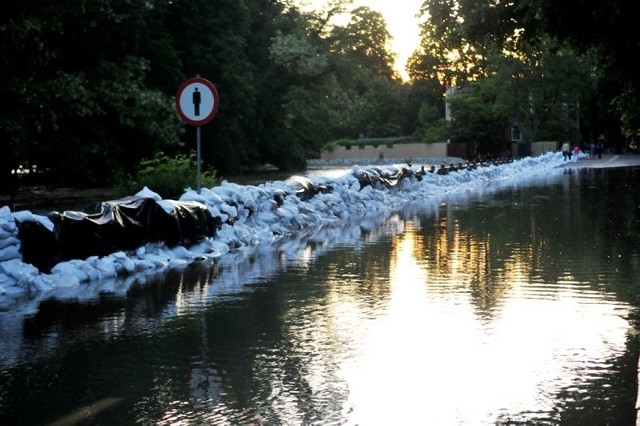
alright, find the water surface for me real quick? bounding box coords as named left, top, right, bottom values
left=1, top=166, right=639, bottom=425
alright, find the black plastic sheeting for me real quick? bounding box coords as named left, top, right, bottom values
left=353, top=166, right=422, bottom=190
left=284, top=176, right=334, bottom=201
left=18, top=196, right=220, bottom=273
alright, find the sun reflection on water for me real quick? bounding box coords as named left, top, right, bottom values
left=337, top=218, right=631, bottom=424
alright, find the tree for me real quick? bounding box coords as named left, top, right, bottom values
left=0, top=0, right=183, bottom=187
left=0, top=0, right=427, bottom=197
left=446, top=80, right=508, bottom=157
left=166, top=0, right=260, bottom=175
left=328, top=6, right=397, bottom=79
left=441, top=39, right=598, bottom=157
left=408, top=0, right=488, bottom=87
left=247, top=3, right=329, bottom=171
left=415, top=0, right=637, bottom=149
left=410, top=78, right=447, bottom=142
left=487, top=41, right=597, bottom=144
left=409, top=0, right=603, bottom=153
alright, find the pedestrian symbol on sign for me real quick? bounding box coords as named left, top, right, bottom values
left=193, top=88, right=201, bottom=116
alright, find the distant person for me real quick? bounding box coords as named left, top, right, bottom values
left=562, top=142, right=570, bottom=161
left=589, top=140, right=596, bottom=159
left=597, top=134, right=605, bottom=159
left=573, top=144, right=580, bottom=159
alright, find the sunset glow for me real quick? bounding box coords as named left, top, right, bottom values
left=299, top=0, right=424, bottom=80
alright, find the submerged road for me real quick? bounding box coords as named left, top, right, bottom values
left=577, top=154, right=640, bottom=424
left=558, top=151, right=640, bottom=424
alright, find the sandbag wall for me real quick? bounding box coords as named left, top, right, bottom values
left=4, top=162, right=506, bottom=276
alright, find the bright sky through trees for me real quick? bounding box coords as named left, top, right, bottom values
left=300, top=0, right=423, bottom=80
left=357, top=0, right=422, bottom=80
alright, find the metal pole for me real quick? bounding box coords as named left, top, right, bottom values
left=196, top=125, right=202, bottom=194
left=195, top=74, right=202, bottom=194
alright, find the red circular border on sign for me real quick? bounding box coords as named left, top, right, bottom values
left=175, top=77, right=219, bottom=126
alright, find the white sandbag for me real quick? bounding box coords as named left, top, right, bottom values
left=0, top=245, right=21, bottom=262
left=135, top=186, right=162, bottom=201
left=0, top=235, right=20, bottom=250
left=11, top=210, right=54, bottom=231
left=0, top=258, right=40, bottom=283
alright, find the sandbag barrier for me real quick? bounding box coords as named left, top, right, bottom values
left=4, top=177, right=334, bottom=274
left=1, top=157, right=515, bottom=277
left=352, top=158, right=514, bottom=190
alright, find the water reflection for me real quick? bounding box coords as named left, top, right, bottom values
left=335, top=216, right=633, bottom=425
left=0, top=167, right=639, bottom=425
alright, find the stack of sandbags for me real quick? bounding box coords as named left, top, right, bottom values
left=0, top=206, right=23, bottom=295
left=1, top=207, right=60, bottom=298
left=0, top=207, right=21, bottom=262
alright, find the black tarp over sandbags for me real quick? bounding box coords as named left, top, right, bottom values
left=54, top=196, right=161, bottom=261
left=284, top=176, right=333, bottom=201
left=17, top=219, right=59, bottom=274
left=147, top=199, right=220, bottom=247
left=18, top=196, right=220, bottom=273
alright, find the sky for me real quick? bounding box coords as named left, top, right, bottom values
left=300, top=0, right=424, bottom=80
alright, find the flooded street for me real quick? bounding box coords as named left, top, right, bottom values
left=1, top=165, right=639, bottom=425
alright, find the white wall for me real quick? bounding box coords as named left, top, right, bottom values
left=320, top=142, right=448, bottom=161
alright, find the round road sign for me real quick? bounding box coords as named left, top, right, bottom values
left=175, top=77, right=219, bottom=126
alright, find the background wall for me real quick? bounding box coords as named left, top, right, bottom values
left=320, top=142, right=448, bottom=160
left=321, top=141, right=558, bottom=161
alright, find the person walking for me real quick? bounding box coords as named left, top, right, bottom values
left=562, top=142, right=571, bottom=161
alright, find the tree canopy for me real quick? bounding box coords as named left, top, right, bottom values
left=410, top=0, right=638, bottom=151
left=1, top=0, right=424, bottom=193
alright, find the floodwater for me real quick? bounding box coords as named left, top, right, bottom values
left=1, top=166, right=639, bottom=425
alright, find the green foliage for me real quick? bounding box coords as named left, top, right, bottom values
left=2, top=0, right=632, bottom=195
left=411, top=30, right=599, bottom=155
left=411, top=0, right=633, bottom=152
left=0, top=1, right=184, bottom=188
left=0, top=0, right=426, bottom=192
left=445, top=81, right=509, bottom=156
left=329, top=6, right=396, bottom=79
left=416, top=103, right=449, bottom=143
left=408, top=0, right=489, bottom=86
left=418, top=121, right=449, bottom=144
left=323, top=138, right=352, bottom=151
left=270, top=31, right=328, bottom=77
left=114, top=152, right=218, bottom=200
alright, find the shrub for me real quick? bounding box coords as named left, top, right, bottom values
left=114, top=152, right=219, bottom=199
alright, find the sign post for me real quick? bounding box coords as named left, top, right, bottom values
left=175, top=76, right=219, bottom=193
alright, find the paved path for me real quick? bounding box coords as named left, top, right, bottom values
left=564, top=153, right=640, bottom=168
